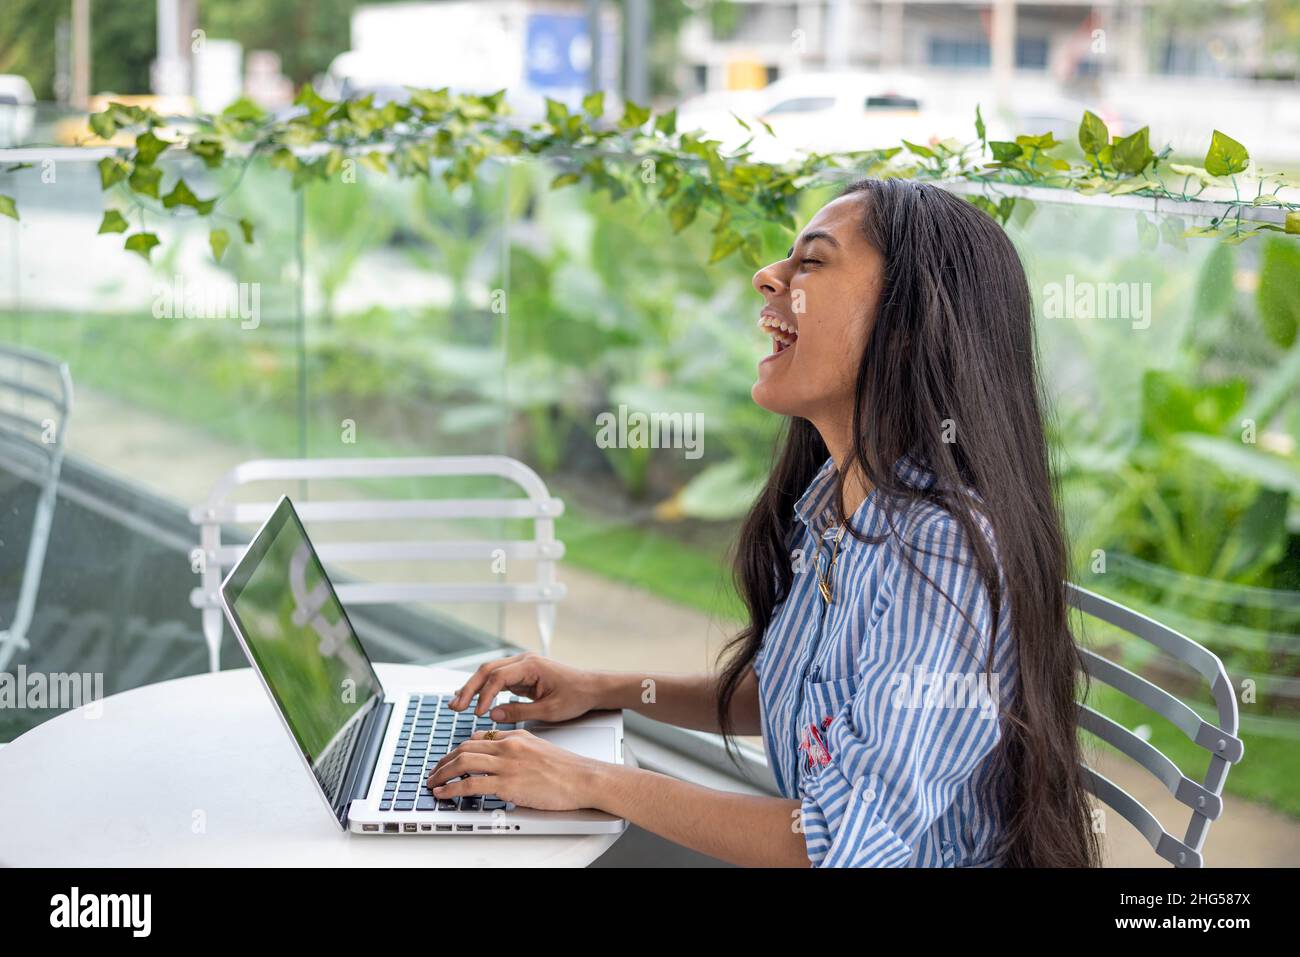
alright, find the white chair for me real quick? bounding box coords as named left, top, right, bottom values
left=1070, top=584, right=1244, bottom=867
left=188, top=456, right=566, bottom=673
left=0, top=345, right=74, bottom=672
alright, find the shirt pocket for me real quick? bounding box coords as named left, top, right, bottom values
left=797, top=674, right=856, bottom=780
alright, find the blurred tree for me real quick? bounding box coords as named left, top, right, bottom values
left=198, top=0, right=360, bottom=87
left=0, top=0, right=359, bottom=101
left=0, top=0, right=157, bottom=99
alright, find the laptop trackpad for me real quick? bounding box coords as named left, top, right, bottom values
left=530, top=726, right=616, bottom=761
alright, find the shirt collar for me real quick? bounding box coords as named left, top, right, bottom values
left=793, top=452, right=936, bottom=538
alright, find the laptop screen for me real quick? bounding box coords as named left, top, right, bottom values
left=221, top=497, right=382, bottom=823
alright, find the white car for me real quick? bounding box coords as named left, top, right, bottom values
left=679, top=71, right=958, bottom=162
left=0, top=74, right=36, bottom=147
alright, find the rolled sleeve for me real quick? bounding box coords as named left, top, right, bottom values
left=797, top=509, right=1007, bottom=867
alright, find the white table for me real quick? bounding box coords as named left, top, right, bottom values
left=0, top=663, right=626, bottom=867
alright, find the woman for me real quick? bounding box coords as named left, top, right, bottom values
left=428, top=178, right=1101, bottom=868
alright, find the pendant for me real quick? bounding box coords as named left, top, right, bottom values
left=817, top=577, right=832, bottom=604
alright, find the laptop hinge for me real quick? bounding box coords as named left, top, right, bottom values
left=339, top=699, right=392, bottom=823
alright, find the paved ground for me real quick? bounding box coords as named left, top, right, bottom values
left=63, top=387, right=1300, bottom=867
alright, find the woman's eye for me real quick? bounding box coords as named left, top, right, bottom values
left=799, top=258, right=821, bottom=267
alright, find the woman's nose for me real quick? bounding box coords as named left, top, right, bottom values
left=752, top=260, right=788, bottom=297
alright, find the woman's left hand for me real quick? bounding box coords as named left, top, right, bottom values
left=426, top=729, right=607, bottom=812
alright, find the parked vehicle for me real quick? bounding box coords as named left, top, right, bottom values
left=0, top=74, right=36, bottom=147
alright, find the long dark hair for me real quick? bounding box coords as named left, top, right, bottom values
left=717, top=178, right=1100, bottom=867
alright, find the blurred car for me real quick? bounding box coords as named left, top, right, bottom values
left=678, top=71, right=956, bottom=162
left=0, top=75, right=36, bottom=146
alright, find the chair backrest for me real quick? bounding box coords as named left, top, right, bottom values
left=0, top=344, right=74, bottom=670
left=189, top=456, right=566, bottom=673
left=1069, top=583, right=1244, bottom=868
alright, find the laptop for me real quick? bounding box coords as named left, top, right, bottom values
left=219, top=495, right=626, bottom=836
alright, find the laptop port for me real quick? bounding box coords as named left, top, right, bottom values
left=420, top=825, right=432, bottom=832
left=362, top=824, right=379, bottom=832
left=455, top=824, right=473, bottom=832
left=435, top=824, right=452, bottom=832
left=383, top=823, right=399, bottom=833
left=403, top=823, right=417, bottom=832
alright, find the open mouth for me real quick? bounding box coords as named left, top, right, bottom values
left=758, top=313, right=798, bottom=354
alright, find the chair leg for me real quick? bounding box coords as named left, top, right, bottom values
left=202, top=607, right=223, bottom=673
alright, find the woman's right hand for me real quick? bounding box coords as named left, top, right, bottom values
left=447, top=652, right=611, bottom=724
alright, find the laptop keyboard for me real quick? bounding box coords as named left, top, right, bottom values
left=316, top=710, right=365, bottom=802
left=378, top=693, right=516, bottom=813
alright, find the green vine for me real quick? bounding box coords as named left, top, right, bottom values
left=1, top=90, right=1298, bottom=265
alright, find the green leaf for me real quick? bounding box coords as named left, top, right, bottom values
left=222, top=97, right=267, bottom=122
left=97, top=209, right=128, bottom=234
left=88, top=110, right=117, bottom=139
left=1111, top=126, right=1153, bottom=174
left=1160, top=215, right=1188, bottom=252
left=902, top=139, right=936, bottom=159
left=988, top=140, right=1022, bottom=162
left=581, top=91, right=604, bottom=118
left=123, top=232, right=160, bottom=261
left=709, top=228, right=744, bottom=264
left=0, top=194, right=17, bottom=220
left=670, top=459, right=766, bottom=521
left=1078, top=110, right=1108, bottom=155
left=1257, top=237, right=1300, bottom=348
left=1015, top=131, right=1060, bottom=151
left=544, top=97, right=569, bottom=129
left=161, top=179, right=215, bottom=214
left=619, top=101, right=651, bottom=130
left=550, top=171, right=581, bottom=189
left=668, top=193, right=700, bottom=233
left=293, top=84, right=334, bottom=123
left=1204, top=130, right=1249, bottom=177
left=1175, top=433, right=1300, bottom=498
left=1285, top=210, right=1300, bottom=235
left=269, top=148, right=299, bottom=173
left=133, top=130, right=169, bottom=165
left=239, top=218, right=255, bottom=244
left=974, top=105, right=986, bottom=144
left=128, top=164, right=162, bottom=198
left=97, top=156, right=130, bottom=189
left=209, top=228, right=230, bottom=263
left=1136, top=213, right=1159, bottom=250
left=188, top=137, right=225, bottom=169
left=654, top=108, right=677, bottom=137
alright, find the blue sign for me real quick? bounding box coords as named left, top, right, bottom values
left=525, top=13, right=592, bottom=90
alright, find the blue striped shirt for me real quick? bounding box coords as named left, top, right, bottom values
left=754, top=455, right=1017, bottom=867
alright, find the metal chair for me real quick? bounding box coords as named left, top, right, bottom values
left=0, top=345, right=74, bottom=672
left=188, top=456, right=566, bottom=673
left=1069, top=583, right=1244, bottom=868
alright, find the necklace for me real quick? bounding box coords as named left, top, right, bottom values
left=816, top=525, right=847, bottom=605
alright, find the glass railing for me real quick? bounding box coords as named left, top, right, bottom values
left=1, top=146, right=1298, bottom=820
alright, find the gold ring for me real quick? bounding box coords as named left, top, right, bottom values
left=484, top=730, right=500, bottom=740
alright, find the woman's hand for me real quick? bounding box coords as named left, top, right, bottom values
left=426, top=729, right=608, bottom=811
left=448, top=652, right=608, bottom=723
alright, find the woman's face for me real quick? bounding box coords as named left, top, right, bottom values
left=750, top=193, right=884, bottom=429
